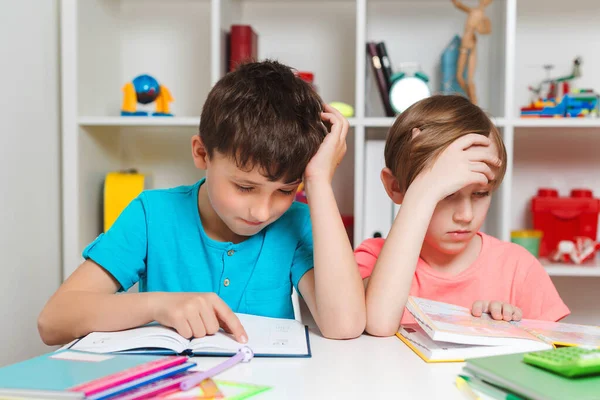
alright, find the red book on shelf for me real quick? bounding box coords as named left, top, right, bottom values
left=229, top=25, right=258, bottom=72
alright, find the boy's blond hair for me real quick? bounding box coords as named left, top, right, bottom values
left=384, top=95, right=507, bottom=193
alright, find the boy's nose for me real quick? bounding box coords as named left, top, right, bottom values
left=453, top=199, right=474, bottom=223
left=250, top=198, right=270, bottom=222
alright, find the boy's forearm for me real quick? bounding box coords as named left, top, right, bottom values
left=365, top=184, right=437, bottom=336
left=305, top=179, right=366, bottom=339
left=38, top=291, right=158, bottom=346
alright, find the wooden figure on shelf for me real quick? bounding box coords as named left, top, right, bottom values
left=452, top=0, right=493, bottom=105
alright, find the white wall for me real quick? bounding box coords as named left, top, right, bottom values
left=0, top=0, right=61, bottom=366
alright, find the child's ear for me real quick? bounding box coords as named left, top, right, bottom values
left=380, top=168, right=404, bottom=204
left=191, top=135, right=209, bottom=170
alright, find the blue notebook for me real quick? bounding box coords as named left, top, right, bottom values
left=0, top=350, right=174, bottom=392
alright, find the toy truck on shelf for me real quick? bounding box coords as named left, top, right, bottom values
left=520, top=57, right=599, bottom=118
left=521, top=90, right=600, bottom=118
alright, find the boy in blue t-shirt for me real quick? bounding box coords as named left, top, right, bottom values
left=38, top=60, right=366, bottom=345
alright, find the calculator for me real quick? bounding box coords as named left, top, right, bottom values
left=523, top=347, right=600, bottom=378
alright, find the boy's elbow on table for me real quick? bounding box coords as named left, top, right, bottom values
left=320, top=323, right=364, bottom=340
left=319, top=313, right=366, bottom=340
left=37, top=311, right=62, bottom=346
left=365, top=319, right=399, bottom=338
left=38, top=297, right=84, bottom=347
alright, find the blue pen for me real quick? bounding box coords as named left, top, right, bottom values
left=179, top=347, right=254, bottom=391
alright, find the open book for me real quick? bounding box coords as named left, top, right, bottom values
left=397, top=296, right=600, bottom=362
left=70, top=314, right=311, bottom=358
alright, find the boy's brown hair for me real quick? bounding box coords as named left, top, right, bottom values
left=385, top=94, right=507, bottom=193
left=199, top=60, right=326, bottom=183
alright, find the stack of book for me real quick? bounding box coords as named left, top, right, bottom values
left=398, top=296, right=600, bottom=362
left=458, top=351, right=600, bottom=400
left=366, top=41, right=395, bottom=117
left=398, top=296, right=600, bottom=399
left=0, top=314, right=310, bottom=399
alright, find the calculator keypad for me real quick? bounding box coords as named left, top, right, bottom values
left=523, top=347, right=600, bottom=378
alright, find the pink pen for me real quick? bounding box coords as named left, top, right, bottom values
left=113, top=373, right=191, bottom=400
left=179, top=347, right=254, bottom=391
left=114, top=348, right=253, bottom=400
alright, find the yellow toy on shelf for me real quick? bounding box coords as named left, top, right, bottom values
left=330, top=102, right=355, bottom=118
left=103, top=170, right=145, bottom=232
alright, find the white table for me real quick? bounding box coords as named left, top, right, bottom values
left=192, top=330, right=466, bottom=399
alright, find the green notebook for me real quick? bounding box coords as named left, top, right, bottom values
left=465, top=353, right=600, bottom=400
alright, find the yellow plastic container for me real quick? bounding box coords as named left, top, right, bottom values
left=511, top=230, right=543, bottom=258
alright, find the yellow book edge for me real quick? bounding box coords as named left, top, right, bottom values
left=395, top=332, right=464, bottom=363
left=553, top=341, right=587, bottom=348
left=455, top=376, right=481, bottom=400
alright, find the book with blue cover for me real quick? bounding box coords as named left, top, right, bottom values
left=0, top=350, right=186, bottom=396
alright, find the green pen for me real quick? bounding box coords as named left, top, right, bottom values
left=459, top=374, right=524, bottom=400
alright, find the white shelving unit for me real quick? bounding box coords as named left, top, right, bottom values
left=78, top=117, right=203, bottom=127
left=61, top=0, right=600, bottom=323
left=542, top=258, right=600, bottom=277
left=61, top=0, right=360, bottom=279
left=358, top=0, right=515, bottom=246
left=513, top=119, right=600, bottom=128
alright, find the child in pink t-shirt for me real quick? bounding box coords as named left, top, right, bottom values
left=358, top=95, right=569, bottom=336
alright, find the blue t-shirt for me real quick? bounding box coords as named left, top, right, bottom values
left=83, top=179, right=314, bottom=319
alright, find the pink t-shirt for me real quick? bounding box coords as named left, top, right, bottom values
left=355, top=232, right=570, bottom=325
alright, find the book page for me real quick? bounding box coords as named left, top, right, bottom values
left=399, top=325, right=476, bottom=358
left=408, top=297, right=539, bottom=343
left=398, top=324, right=552, bottom=362
left=189, top=313, right=308, bottom=355
left=517, top=319, right=600, bottom=348
left=72, top=325, right=189, bottom=354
